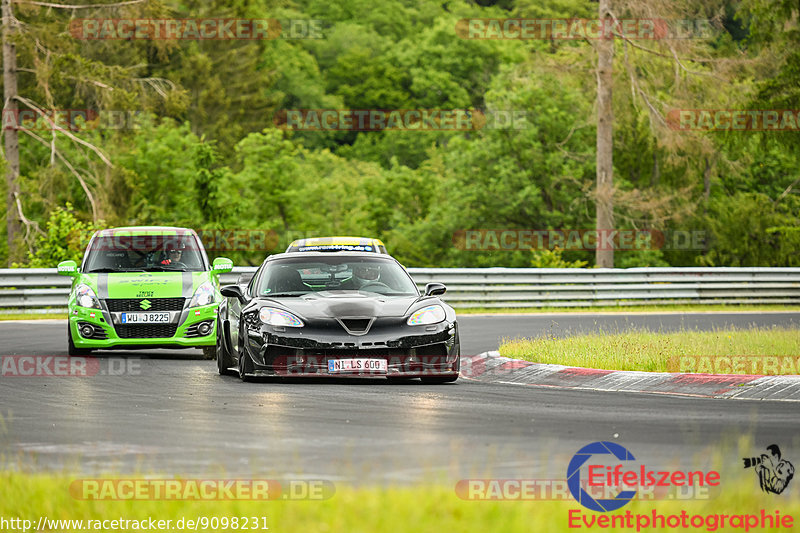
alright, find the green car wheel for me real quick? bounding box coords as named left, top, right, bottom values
left=67, top=324, right=92, bottom=357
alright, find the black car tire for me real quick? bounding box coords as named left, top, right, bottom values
left=217, top=320, right=236, bottom=376
left=67, top=324, right=92, bottom=356
left=238, top=328, right=255, bottom=382
left=420, top=329, right=459, bottom=384
left=201, top=346, right=216, bottom=360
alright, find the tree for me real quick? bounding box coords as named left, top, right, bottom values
left=596, top=0, right=614, bottom=267
left=1, top=0, right=177, bottom=264
left=3, top=0, right=21, bottom=263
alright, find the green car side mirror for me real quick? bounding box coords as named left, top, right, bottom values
left=57, top=260, right=78, bottom=276
left=212, top=257, right=233, bottom=274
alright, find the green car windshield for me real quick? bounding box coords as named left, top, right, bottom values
left=83, top=234, right=206, bottom=273
left=257, top=257, right=418, bottom=297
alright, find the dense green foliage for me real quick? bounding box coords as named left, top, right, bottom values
left=2, top=0, right=799, bottom=267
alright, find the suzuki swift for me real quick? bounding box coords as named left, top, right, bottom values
left=58, top=226, right=232, bottom=357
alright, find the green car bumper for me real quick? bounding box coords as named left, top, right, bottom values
left=68, top=303, right=217, bottom=350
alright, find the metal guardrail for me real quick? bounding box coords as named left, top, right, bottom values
left=1, top=267, right=799, bottom=312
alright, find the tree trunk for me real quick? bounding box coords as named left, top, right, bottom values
left=651, top=147, right=660, bottom=187
left=2, top=0, right=21, bottom=265
left=595, top=0, right=614, bottom=268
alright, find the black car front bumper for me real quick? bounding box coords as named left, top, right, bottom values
left=242, top=317, right=460, bottom=378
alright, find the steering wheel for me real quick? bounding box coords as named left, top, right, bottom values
left=358, top=281, right=391, bottom=292
left=165, top=261, right=188, bottom=269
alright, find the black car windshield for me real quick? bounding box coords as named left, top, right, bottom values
left=257, top=257, right=418, bottom=297
left=83, top=233, right=206, bottom=273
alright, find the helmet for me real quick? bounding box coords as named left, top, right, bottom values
left=353, top=264, right=380, bottom=281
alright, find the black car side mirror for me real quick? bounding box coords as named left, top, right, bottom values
left=424, top=282, right=447, bottom=297
left=221, top=284, right=248, bottom=304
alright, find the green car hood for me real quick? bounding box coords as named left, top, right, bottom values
left=79, top=271, right=211, bottom=299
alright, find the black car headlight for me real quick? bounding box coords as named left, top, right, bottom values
left=407, top=304, right=446, bottom=326
left=259, top=307, right=304, bottom=327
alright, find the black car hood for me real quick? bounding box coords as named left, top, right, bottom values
left=259, top=291, right=423, bottom=319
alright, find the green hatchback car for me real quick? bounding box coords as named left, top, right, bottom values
left=58, top=226, right=232, bottom=357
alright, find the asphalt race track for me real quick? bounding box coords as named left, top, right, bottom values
left=0, top=312, right=798, bottom=483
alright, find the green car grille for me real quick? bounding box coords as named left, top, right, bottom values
left=105, top=298, right=186, bottom=312
left=115, top=324, right=179, bottom=339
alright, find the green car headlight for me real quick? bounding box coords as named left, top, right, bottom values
left=259, top=308, right=304, bottom=327
left=75, top=283, right=101, bottom=309
left=189, top=281, right=216, bottom=308
left=407, top=305, right=446, bottom=326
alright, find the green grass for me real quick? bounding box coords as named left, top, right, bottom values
left=2, top=469, right=799, bottom=533
left=499, top=327, right=800, bottom=372
left=457, top=304, right=800, bottom=314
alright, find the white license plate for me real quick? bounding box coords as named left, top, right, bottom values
left=121, top=312, right=170, bottom=324
left=328, top=358, right=387, bottom=374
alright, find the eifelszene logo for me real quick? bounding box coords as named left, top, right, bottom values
left=568, top=441, right=638, bottom=512
left=567, top=441, right=721, bottom=512
left=743, top=444, right=795, bottom=495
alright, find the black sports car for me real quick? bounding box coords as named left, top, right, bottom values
left=216, top=252, right=460, bottom=383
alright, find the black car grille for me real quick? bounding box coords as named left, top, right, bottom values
left=105, top=298, right=185, bottom=312
left=115, top=324, right=178, bottom=339
left=298, top=348, right=410, bottom=357
left=337, top=318, right=373, bottom=334
left=265, top=343, right=447, bottom=359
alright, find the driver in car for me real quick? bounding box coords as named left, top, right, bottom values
left=348, top=264, right=382, bottom=289
left=160, top=243, right=185, bottom=266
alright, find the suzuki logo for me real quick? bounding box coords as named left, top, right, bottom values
left=139, top=299, right=152, bottom=310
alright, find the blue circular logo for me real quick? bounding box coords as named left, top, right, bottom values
left=567, top=441, right=637, bottom=512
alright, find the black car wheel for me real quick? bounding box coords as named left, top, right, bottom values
left=67, top=324, right=92, bottom=356
left=421, top=330, right=460, bottom=384
left=237, top=328, right=254, bottom=382
left=217, top=319, right=236, bottom=376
